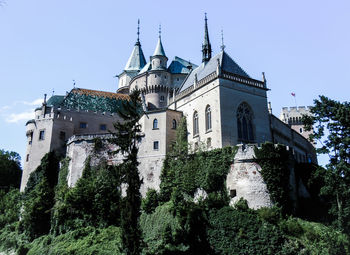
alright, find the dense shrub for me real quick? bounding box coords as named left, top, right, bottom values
left=51, top=160, right=122, bottom=234
left=207, top=206, right=286, bottom=255
left=26, top=226, right=123, bottom=255
left=254, top=143, right=292, bottom=213
left=0, top=188, right=21, bottom=228
left=0, top=149, right=22, bottom=191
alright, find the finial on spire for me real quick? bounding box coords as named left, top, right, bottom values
left=73, top=79, right=76, bottom=88
left=52, top=88, right=55, bottom=96
left=202, top=13, right=212, bottom=63
left=220, top=28, right=226, bottom=51
left=158, top=24, right=161, bottom=38
left=137, top=19, right=140, bottom=43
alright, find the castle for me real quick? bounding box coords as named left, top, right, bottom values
left=20, top=16, right=316, bottom=205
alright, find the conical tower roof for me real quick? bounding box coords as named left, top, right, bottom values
left=153, top=25, right=167, bottom=57
left=124, top=20, right=146, bottom=71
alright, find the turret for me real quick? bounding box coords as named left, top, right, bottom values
left=117, top=20, right=146, bottom=94
left=151, top=25, right=168, bottom=70
left=202, top=13, right=212, bottom=63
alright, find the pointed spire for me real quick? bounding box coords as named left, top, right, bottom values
left=124, top=19, right=146, bottom=71
left=220, top=28, right=226, bottom=51
left=202, top=13, right=212, bottom=63
left=153, top=24, right=166, bottom=57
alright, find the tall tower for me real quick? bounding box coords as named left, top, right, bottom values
left=151, top=25, right=168, bottom=70
left=202, top=13, right=212, bottom=63
left=117, top=20, right=146, bottom=94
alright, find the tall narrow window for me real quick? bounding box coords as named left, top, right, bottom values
left=172, top=119, right=177, bottom=129
left=39, top=130, right=45, bottom=140
left=193, top=111, right=199, bottom=136
left=205, top=105, right=212, bottom=131
left=160, top=96, right=165, bottom=102
left=236, top=102, right=255, bottom=143
left=153, top=119, right=158, bottom=129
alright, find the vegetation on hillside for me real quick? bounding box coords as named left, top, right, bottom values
left=0, top=95, right=349, bottom=254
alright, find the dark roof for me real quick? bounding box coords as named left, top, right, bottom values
left=168, top=57, right=198, bottom=74
left=47, top=95, right=65, bottom=107
left=179, top=51, right=249, bottom=92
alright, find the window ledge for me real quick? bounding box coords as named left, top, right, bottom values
left=205, top=129, right=212, bottom=134
left=152, top=128, right=159, bottom=130
left=193, top=134, right=199, bottom=138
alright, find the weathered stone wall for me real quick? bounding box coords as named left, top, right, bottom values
left=226, top=144, right=273, bottom=209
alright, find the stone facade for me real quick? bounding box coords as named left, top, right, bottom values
left=20, top=17, right=317, bottom=208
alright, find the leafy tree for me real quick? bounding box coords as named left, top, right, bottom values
left=111, top=89, right=143, bottom=255
left=0, top=149, right=22, bottom=191
left=303, top=96, right=350, bottom=233
left=20, top=152, right=60, bottom=240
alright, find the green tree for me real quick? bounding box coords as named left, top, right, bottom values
left=303, top=96, right=350, bottom=233
left=0, top=149, right=22, bottom=191
left=111, top=89, right=143, bottom=255
left=21, top=152, right=60, bottom=240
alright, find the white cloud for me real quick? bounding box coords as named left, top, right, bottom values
left=5, top=110, right=35, bottom=123
left=19, top=98, right=43, bottom=106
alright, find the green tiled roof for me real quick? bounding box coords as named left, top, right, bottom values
left=59, top=88, right=129, bottom=113
left=47, top=95, right=65, bottom=107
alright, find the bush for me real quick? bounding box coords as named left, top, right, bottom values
left=142, top=189, right=160, bottom=214
left=207, top=206, right=286, bottom=255
left=0, top=188, right=21, bottom=228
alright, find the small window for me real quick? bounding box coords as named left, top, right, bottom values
left=205, top=105, right=212, bottom=131
left=207, top=137, right=212, bottom=148
left=26, top=154, right=29, bottom=162
left=153, top=141, right=159, bottom=150
left=59, top=131, right=66, bottom=140
left=154, top=74, right=157, bottom=78
left=164, top=75, right=167, bottom=79
left=193, top=111, right=199, bottom=136
left=160, top=96, right=165, bottom=102
left=80, top=122, right=87, bottom=129
left=100, top=124, right=107, bottom=131
left=172, top=119, right=177, bottom=129
left=153, top=119, right=158, bottom=129
left=39, top=130, right=45, bottom=140
left=299, top=128, right=303, bottom=133
left=230, top=189, right=237, bottom=198
left=177, top=78, right=179, bottom=81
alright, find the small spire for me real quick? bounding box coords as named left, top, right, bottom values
left=137, top=19, right=140, bottom=43
left=220, top=28, right=226, bottom=51
left=202, top=13, right=212, bottom=63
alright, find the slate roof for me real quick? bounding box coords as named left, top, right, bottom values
left=179, top=51, right=249, bottom=92
left=47, top=95, right=65, bottom=107
left=153, top=37, right=166, bottom=57
left=168, top=57, right=198, bottom=74
left=139, top=62, right=151, bottom=74
left=124, top=42, right=146, bottom=71
left=52, top=88, right=129, bottom=113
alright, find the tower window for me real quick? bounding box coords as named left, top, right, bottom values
left=26, top=154, right=29, bottom=162
left=153, top=119, right=158, bottom=129
left=153, top=141, right=159, bottom=150
left=193, top=111, right=199, bottom=136
left=205, top=105, right=212, bottom=131
left=172, top=119, right=177, bottom=129
left=299, top=128, right=303, bottom=133
left=207, top=137, right=212, bottom=148
left=237, top=102, right=254, bottom=143
left=39, top=130, right=45, bottom=140
left=59, top=131, right=66, bottom=140
left=100, top=124, right=107, bottom=131
left=80, top=122, right=87, bottom=129
left=160, top=96, right=165, bottom=103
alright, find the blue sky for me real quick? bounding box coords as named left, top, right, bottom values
left=0, top=0, right=349, bottom=166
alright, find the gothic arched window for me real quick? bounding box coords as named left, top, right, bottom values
left=153, top=119, right=158, bottom=129
left=172, top=119, right=177, bottom=129
left=193, top=111, right=199, bottom=136
left=236, top=103, right=254, bottom=143
left=205, top=105, right=212, bottom=131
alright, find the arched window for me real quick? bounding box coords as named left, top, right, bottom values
left=236, top=103, right=254, bottom=143
left=172, top=119, right=177, bottom=129
left=153, top=119, right=158, bottom=129
left=160, top=95, right=165, bottom=102
left=193, top=111, right=199, bottom=136
left=205, top=105, right=212, bottom=131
